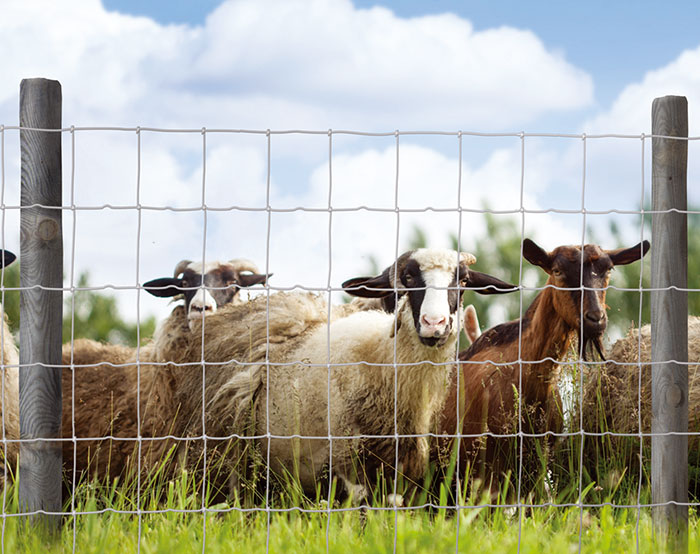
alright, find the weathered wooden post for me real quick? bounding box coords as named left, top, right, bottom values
left=651, top=95, right=688, bottom=550
left=19, top=78, right=63, bottom=531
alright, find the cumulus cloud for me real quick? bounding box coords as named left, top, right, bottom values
left=573, top=43, right=700, bottom=219
left=0, top=0, right=622, bottom=326
left=1, top=0, right=593, bottom=130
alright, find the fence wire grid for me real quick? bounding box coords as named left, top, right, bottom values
left=0, top=122, right=698, bottom=554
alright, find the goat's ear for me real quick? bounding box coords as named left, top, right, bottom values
left=463, top=304, right=481, bottom=344
left=522, top=238, right=551, bottom=272
left=607, top=240, right=650, bottom=266
left=467, top=270, right=518, bottom=295
left=0, top=250, right=16, bottom=268
left=342, top=274, right=394, bottom=298
left=237, top=273, right=270, bottom=288
left=143, top=277, right=184, bottom=298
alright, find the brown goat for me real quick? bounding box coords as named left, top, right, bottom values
left=438, top=238, right=650, bottom=495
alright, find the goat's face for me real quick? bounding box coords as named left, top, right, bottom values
left=143, top=260, right=270, bottom=326
left=523, top=239, right=650, bottom=359
left=342, top=248, right=517, bottom=347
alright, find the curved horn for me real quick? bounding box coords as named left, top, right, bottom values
left=459, top=252, right=477, bottom=266
left=227, top=258, right=261, bottom=274
left=173, top=259, right=193, bottom=278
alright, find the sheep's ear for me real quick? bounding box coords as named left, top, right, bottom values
left=467, top=270, right=518, bottom=295
left=237, top=273, right=270, bottom=288
left=342, top=274, right=394, bottom=298
left=522, top=238, right=551, bottom=271
left=143, top=277, right=184, bottom=298
left=607, top=240, right=650, bottom=266
left=0, top=250, right=16, bottom=268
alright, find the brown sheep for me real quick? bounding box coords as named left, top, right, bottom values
left=581, top=316, right=700, bottom=495
left=58, top=258, right=270, bottom=484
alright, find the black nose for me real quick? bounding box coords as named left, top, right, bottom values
left=584, top=310, right=604, bottom=324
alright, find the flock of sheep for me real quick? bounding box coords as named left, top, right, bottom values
left=0, top=236, right=695, bottom=505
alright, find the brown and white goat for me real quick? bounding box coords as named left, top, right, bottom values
left=438, top=239, right=650, bottom=494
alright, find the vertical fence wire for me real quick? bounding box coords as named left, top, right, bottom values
left=325, top=129, right=334, bottom=554
left=263, top=129, right=273, bottom=554
left=0, top=123, right=6, bottom=554
left=516, top=131, right=526, bottom=553
left=68, top=125, right=78, bottom=554
left=391, top=129, right=401, bottom=554
left=577, top=133, right=588, bottom=552
left=134, top=126, right=143, bottom=554
left=199, top=127, right=209, bottom=553
left=454, top=129, right=464, bottom=554
left=634, top=132, right=648, bottom=554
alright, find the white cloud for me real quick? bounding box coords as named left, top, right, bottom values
left=0, top=0, right=621, bottom=328
left=1, top=0, right=593, bottom=130
left=586, top=46, right=700, bottom=135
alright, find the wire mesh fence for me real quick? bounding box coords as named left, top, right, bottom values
left=0, top=80, right=697, bottom=552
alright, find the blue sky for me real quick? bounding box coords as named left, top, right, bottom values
left=102, top=0, right=700, bottom=113
left=2, top=0, right=699, bottom=323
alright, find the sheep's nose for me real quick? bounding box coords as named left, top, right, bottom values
left=420, top=314, right=448, bottom=336
left=189, top=304, right=215, bottom=318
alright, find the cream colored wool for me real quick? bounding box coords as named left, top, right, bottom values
left=0, top=310, right=19, bottom=469
left=581, top=315, right=700, bottom=459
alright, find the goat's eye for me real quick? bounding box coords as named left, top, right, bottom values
left=404, top=274, right=414, bottom=286
left=181, top=279, right=189, bottom=287
left=552, top=269, right=562, bottom=277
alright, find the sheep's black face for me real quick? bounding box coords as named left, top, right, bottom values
left=143, top=262, right=270, bottom=325
left=180, top=267, right=239, bottom=317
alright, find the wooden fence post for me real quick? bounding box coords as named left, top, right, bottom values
left=19, top=78, right=63, bottom=531
left=651, top=95, right=688, bottom=550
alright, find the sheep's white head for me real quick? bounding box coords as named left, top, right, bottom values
left=143, top=259, right=271, bottom=327
left=343, top=248, right=516, bottom=347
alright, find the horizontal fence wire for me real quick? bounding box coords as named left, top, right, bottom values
left=0, top=124, right=697, bottom=554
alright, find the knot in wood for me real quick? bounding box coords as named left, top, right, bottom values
left=37, top=218, right=59, bottom=241
left=665, top=383, right=683, bottom=408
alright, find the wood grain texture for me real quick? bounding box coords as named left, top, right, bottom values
left=651, top=95, right=688, bottom=549
left=18, top=78, right=63, bottom=531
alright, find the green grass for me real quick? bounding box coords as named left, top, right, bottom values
left=1, top=465, right=699, bottom=553
left=4, top=354, right=699, bottom=553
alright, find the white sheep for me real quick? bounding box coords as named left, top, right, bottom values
left=193, top=248, right=516, bottom=501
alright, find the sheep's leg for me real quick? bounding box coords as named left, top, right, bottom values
left=334, top=473, right=367, bottom=506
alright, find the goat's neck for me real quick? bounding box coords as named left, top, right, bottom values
left=517, top=286, right=575, bottom=395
